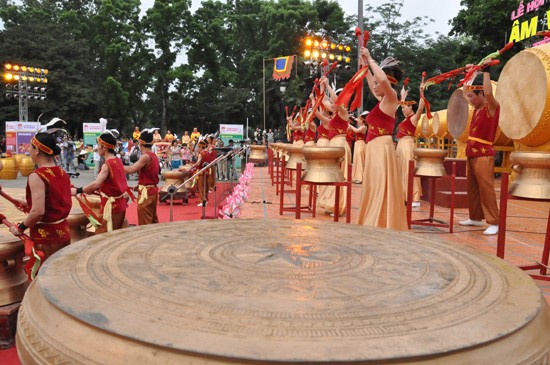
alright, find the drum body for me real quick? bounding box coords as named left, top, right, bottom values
left=497, top=43, right=550, bottom=147
left=0, top=237, right=29, bottom=306
left=432, top=110, right=448, bottom=138
left=0, top=157, right=18, bottom=180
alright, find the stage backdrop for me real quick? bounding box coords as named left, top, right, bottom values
left=5, top=121, right=39, bottom=154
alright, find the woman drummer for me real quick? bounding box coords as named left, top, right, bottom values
left=356, top=47, right=407, bottom=230
left=396, top=83, right=425, bottom=208
left=10, top=133, right=72, bottom=260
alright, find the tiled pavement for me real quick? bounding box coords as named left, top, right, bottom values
left=0, top=166, right=548, bottom=302
left=240, top=165, right=550, bottom=302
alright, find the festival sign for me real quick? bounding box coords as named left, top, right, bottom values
left=508, top=0, right=550, bottom=45
left=83, top=123, right=103, bottom=166
left=219, top=124, right=244, bottom=169
left=5, top=121, right=40, bottom=154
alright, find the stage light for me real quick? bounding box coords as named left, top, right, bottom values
left=304, top=50, right=311, bottom=57
left=345, top=57, right=351, bottom=63
left=338, top=44, right=344, bottom=51
left=21, top=75, right=27, bottom=81
left=13, top=74, right=19, bottom=81
left=345, top=65, right=351, bottom=70
left=321, top=52, right=327, bottom=59
left=345, top=45, right=351, bottom=52
left=28, top=76, right=35, bottom=82
left=4, top=73, right=13, bottom=81
left=5, top=93, right=11, bottom=99
left=40, top=95, right=47, bottom=101
left=42, top=78, right=48, bottom=83
left=330, top=43, right=336, bottom=50
left=313, top=40, right=319, bottom=47
left=329, top=54, right=335, bottom=60
left=337, top=55, right=343, bottom=61
left=28, top=67, right=35, bottom=73
left=4, top=64, right=12, bottom=70
left=13, top=65, right=19, bottom=71
left=305, top=38, right=313, bottom=47
left=40, top=87, right=46, bottom=93
left=43, top=69, right=48, bottom=75
left=321, top=40, right=328, bottom=49
left=312, top=50, right=319, bottom=58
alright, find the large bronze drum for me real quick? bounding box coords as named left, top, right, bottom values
left=509, top=151, right=550, bottom=200
left=16, top=220, right=550, bottom=364
left=413, top=148, right=447, bottom=177
left=301, top=146, right=344, bottom=182
left=447, top=82, right=510, bottom=146
left=248, top=145, right=267, bottom=164
left=282, top=144, right=306, bottom=170
left=497, top=43, right=550, bottom=147
left=414, top=113, right=425, bottom=137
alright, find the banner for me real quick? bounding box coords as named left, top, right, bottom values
left=83, top=123, right=103, bottom=166
left=5, top=121, right=39, bottom=154
left=219, top=124, right=244, bottom=169
left=272, top=56, right=294, bottom=80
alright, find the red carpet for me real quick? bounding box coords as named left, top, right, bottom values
left=0, top=347, right=19, bottom=365
left=0, top=182, right=237, bottom=365
left=126, top=181, right=235, bottom=224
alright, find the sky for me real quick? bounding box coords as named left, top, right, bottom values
left=140, top=0, right=464, bottom=37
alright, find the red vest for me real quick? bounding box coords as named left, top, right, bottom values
left=396, top=116, right=416, bottom=139
left=304, top=125, right=316, bottom=143
left=138, top=151, right=160, bottom=193
left=466, top=105, right=499, bottom=157
left=365, top=103, right=395, bottom=143
left=355, top=130, right=366, bottom=141
left=317, top=125, right=329, bottom=139
left=328, top=113, right=349, bottom=140
left=292, top=128, right=304, bottom=142
left=26, top=166, right=71, bottom=245
left=100, top=158, right=129, bottom=214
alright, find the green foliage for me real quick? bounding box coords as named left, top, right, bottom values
left=0, top=0, right=516, bottom=138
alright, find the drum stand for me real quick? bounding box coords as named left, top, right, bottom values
left=406, top=160, right=456, bottom=233
left=497, top=173, right=550, bottom=281
left=295, top=163, right=352, bottom=223
left=274, top=153, right=292, bottom=196
left=279, top=160, right=314, bottom=218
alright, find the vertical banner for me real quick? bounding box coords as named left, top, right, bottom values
left=5, top=121, right=40, bottom=154
left=83, top=123, right=103, bottom=166
left=219, top=124, right=244, bottom=169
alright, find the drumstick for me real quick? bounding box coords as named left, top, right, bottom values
left=0, top=213, right=43, bottom=281
left=0, top=185, right=29, bottom=213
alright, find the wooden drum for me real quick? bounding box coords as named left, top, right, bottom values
left=0, top=236, right=29, bottom=307
left=447, top=82, right=510, bottom=146
left=497, top=43, right=550, bottom=147
left=15, top=220, right=550, bottom=364
left=432, top=110, right=449, bottom=138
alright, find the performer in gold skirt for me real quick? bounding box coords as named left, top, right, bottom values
left=357, top=47, right=407, bottom=230
left=395, top=83, right=425, bottom=207
left=348, top=111, right=368, bottom=184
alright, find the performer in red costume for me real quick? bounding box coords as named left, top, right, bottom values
left=396, top=83, right=425, bottom=207
left=72, top=132, right=129, bottom=233
left=303, top=118, right=317, bottom=146
left=459, top=62, right=500, bottom=236
left=357, top=47, right=407, bottom=230
left=124, top=129, right=159, bottom=225
left=180, top=140, right=210, bottom=206
left=9, top=132, right=72, bottom=260
left=315, top=77, right=352, bottom=217
left=348, top=110, right=368, bottom=184
left=288, top=114, right=305, bottom=145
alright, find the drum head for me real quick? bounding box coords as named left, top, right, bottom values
left=447, top=88, right=470, bottom=140
left=497, top=47, right=549, bottom=146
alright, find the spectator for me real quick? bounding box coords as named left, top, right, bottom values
left=182, top=131, right=190, bottom=144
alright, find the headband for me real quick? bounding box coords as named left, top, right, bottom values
left=466, top=85, right=484, bottom=91
left=400, top=100, right=417, bottom=106
left=97, top=136, right=116, bottom=150
left=31, top=136, right=53, bottom=155
left=138, top=139, right=152, bottom=145
left=387, top=75, right=398, bottom=85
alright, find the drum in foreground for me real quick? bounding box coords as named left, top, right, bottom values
left=16, top=220, right=550, bottom=364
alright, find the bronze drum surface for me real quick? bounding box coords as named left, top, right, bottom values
left=161, top=170, right=189, bottom=193
left=497, top=43, right=550, bottom=147
left=16, top=220, right=550, bottom=364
